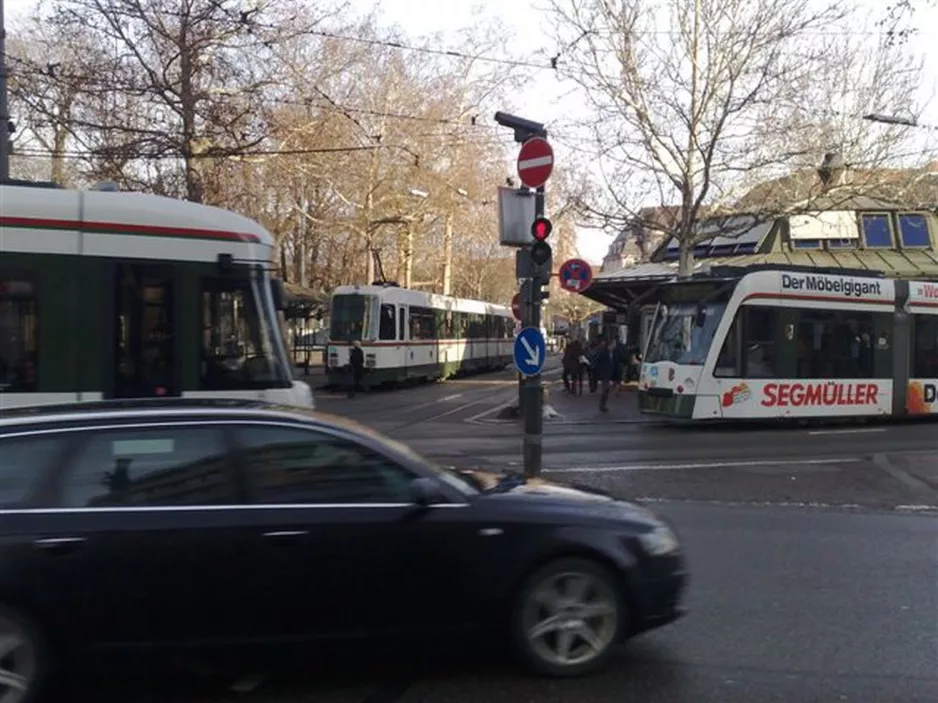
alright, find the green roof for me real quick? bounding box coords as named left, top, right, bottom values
left=701, top=250, right=938, bottom=278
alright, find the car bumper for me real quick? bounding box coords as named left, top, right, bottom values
left=623, top=554, right=689, bottom=638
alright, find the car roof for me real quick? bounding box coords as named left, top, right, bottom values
left=0, top=398, right=378, bottom=439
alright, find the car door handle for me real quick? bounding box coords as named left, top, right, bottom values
left=33, top=537, right=86, bottom=554
left=262, top=530, right=308, bottom=544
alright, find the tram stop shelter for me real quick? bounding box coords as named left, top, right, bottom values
left=282, top=283, right=329, bottom=370
left=581, top=196, right=938, bottom=351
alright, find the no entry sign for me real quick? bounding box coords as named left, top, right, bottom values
left=516, top=137, right=554, bottom=189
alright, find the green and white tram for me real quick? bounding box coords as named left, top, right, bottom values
left=0, top=180, right=313, bottom=409
left=325, top=284, right=514, bottom=386
left=638, top=264, right=938, bottom=422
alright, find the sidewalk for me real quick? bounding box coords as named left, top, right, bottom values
left=293, top=363, right=328, bottom=389
left=545, top=380, right=656, bottom=424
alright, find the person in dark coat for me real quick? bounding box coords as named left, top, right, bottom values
left=348, top=340, right=365, bottom=398
left=562, top=336, right=585, bottom=395
left=592, top=339, right=621, bottom=412
left=584, top=338, right=601, bottom=393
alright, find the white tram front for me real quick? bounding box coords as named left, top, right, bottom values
left=637, top=266, right=927, bottom=421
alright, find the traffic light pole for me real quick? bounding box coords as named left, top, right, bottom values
left=494, top=111, right=550, bottom=480
left=521, top=184, right=546, bottom=478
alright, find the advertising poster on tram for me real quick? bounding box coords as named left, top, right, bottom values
left=717, top=379, right=893, bottom=418
left=906, top=381, right=938, bottom=415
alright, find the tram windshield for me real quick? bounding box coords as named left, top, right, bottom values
left=330, top=294, right=377, bottom=342
left=200, top=270, right=292, bottom=389
left=645, top=302, right=726, bottom=366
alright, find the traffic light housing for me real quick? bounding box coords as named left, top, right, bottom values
left=527, top=216, right=551, bottom=285
left=530, top=216, right=552, bottom=284
left=531, top=217, right=552, bottom=242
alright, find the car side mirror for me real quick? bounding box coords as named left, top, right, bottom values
left=409, top=477, right=443, bottom=507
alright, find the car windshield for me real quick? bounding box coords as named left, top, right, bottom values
left=645, top=302, right=726, bottom=366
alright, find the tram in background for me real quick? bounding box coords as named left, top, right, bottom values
left=0, top=180, right=313, bottom=409
left=325, top=284, right=514, bottom=386
left=638, top=265, right=938, bottom=421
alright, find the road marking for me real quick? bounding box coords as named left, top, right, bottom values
left=543, top=457, right=862, bottom=474
left=440, top=393, right=463, bottom=402
left=808, top=427, right=887, bottom=436
left=872, top=453, right=935, bottom=492
left=464, top=400, right=514, bottom=423
left=462, top=367, right=564, bottom=424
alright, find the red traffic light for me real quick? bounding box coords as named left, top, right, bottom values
left=531, top=217, right=552, bottom=241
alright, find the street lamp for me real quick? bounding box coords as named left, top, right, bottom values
left=407, top=183, right=470, bottom=296
left=863, top=112, right=918, bottom=127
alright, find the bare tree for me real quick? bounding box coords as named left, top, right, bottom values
left=547, top=0, right=927, bottom=275
left=35, top=0, right=337, bottom=202
left=880, top=0, right=936, bottom=45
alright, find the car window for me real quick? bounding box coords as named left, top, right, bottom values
left=0, top=434, right=70, bottom=507
left=235, top=425, right=415, bottom=504
left=60, top=427, right=235, bottom=508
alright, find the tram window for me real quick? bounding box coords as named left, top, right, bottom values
left=898, top=214, right=931, bottom=248
left=861, top=214, right=893, bottom=248
left=378, top=304, right=396, bottom=341
left=912, top=316, right=938, bottom=377
left=742, top=306, right=778, bottom=379
left=200, top=279, right=283, bottom=390
left=714, top=318, right=740, bottom=377
left=437, top=310, right=451, bottom=338
left=409, top=306, right=437, bottom=340
left=794, top=309, right=878, bottom=379
left=398, top=307, right=406, bottom=341
left=0, top=276, right=38, bottom=393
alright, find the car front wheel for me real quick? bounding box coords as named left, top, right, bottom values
left=510, top=557, right=625, bottom=677
left=0, top=605, right=48, bottom=703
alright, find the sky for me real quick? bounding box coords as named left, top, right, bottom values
left=5, top=0, right=938, bottom=264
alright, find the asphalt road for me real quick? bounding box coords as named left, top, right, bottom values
left=311, top=359, right=938, bottom=512
left=87, top=502, right=938, bottom=703
left=81, top=363, right=938, bottom=700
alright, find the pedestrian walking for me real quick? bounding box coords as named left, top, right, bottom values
left=586, top=338, right=602, bottom=393
left=562, top=336, right=585, bottom=395
left=348, top=340, right=365, bottom=398
left=592, top=339, right=621, bottom=412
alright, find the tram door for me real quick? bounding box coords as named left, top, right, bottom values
left=108, top=264, right=179, bottom=399
left=398, top=305, right=409, bottom=377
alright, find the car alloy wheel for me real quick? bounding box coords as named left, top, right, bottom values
left=0, top=610, right=39, bottom=703
left=514, top=558, right=622, bottom=676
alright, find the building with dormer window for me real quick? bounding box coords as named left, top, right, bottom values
left=581, top=163, right=938, bottom=351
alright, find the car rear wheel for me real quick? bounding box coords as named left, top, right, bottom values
left=0, top=606, right=47, bottom=703
left=510, top=557, right=624, bottom=677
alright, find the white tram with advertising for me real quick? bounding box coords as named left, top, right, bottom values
left=325, top=284, right=514, bottom=386
left=638, top=265, right=938, bottom=421
left=0, top=180, right=313, bottom=409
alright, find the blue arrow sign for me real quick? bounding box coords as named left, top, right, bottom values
left=513, top=327, right=547, bottom=376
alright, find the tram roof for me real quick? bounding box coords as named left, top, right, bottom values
left=584, top=249, right=938, bottom=310
left=332, top=284, right=512, bottom=315
left=0, top=182, right=276, bottom=253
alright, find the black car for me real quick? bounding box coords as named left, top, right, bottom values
left=0, top=399, right=687, bottom=701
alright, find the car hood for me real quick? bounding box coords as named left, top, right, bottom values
left=456, top=469, right=661, bottom=523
